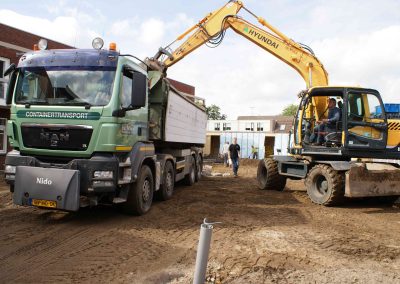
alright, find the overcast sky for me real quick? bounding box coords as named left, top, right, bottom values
left=1, top=0, right=399, bottom=119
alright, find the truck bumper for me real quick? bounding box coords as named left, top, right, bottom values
left=5, top=151, right=119, bottom=206
left=13, top=166, right=80, bottom=211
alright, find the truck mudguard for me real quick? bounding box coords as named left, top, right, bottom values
left=129, top=142, right=156, bottom=182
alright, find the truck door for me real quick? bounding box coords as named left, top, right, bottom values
left=344, top=89, right=388, bottom=150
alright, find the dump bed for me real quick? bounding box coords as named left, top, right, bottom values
left=148, top=71, right=207, bottom=146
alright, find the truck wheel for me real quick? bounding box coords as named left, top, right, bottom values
left=155, top=161, right=175, bottom=201
left=305, top=164, right=344, bottom=206
left=257, top=158, right=286, bottom=191
left=184, top=156, right=196, bottom=186
left=195, top=156, right=203, bottom=182
left=123, top=165, right=154, bottom=215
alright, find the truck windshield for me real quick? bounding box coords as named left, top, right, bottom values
left=14, top=67, right=116, bottom=106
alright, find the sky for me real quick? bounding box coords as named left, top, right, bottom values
left=1, top=0, right=400, bottom=119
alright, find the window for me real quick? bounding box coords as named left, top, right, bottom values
left=15, top=66, right=116, bottom=106
left=0, top=118, right=7, bottom=154
left=245, top=122, right=254, bottom=131
left=257, top=122, right=264, bottom=131
left=121, top=68, right=133, bottom=108
left=0, top=57, right=11, bottom=101
left=347, top=92, right=384, bottom=140
left=223, top=122, right=231, bottom=131
left=214, top=122, right=220, bottom=131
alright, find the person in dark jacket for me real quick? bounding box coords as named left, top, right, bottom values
left=228, top=137, right=241, bottom=177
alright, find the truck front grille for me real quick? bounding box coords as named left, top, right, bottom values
left=21, top=124, right=93, bottom=151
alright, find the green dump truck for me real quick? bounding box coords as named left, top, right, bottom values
left=3, top=39, right=207, bottom=215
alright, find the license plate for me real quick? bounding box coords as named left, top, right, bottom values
left=31, top=199, right=57, bottom=208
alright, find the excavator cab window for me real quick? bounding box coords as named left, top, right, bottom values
left=346, top=91, right=386, bottom=142
left=302, top=92, right=344, bottom=148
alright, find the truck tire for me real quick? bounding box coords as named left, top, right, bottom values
left=305, top=164, right=344, bottom=206
left=257, top=158, right=286, bottom=191
left=195, top=155, right=202, bottom=182
left=123, top=165, right=154, bottom=215
left=155, top=161, right=175, bottom=201
left=184, top=156, right=196, bottom=186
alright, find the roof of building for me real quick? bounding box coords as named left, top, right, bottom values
left=236, top=115, right=293, bottom=133
left=237, top=115, right=293, bottom=121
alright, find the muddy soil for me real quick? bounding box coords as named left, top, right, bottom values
left=0, top=161, right=399, bottom=283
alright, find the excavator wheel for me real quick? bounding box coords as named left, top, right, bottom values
left=305, top=164, right=345, bottom=206
left=257, top=158, right=286, bottom=191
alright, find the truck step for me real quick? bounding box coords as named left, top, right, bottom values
left=118, top=179, right=131, bottom=185
left=119, top=162, right=131, bottom=167
left=112, top=197, right=127, bottom=204
left=119, top=157, right=131, bottom=168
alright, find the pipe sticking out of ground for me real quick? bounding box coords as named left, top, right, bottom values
left=193, top=218, right=220, bottom=284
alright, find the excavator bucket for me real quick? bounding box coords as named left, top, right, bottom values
left=345, top=163, right=400, bottom=197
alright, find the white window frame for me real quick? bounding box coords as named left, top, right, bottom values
left=214, top=122, right=220, bottom=131
left=0, top=57, right=11, bottom=106
left=245, top=122, right=254, bottom=131
left=223, top=122, right=231, bottom=131
left=257, top=122, right=264, bottom=131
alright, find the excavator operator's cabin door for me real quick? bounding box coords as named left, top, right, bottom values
left=344, top=89, right=388, bottom=150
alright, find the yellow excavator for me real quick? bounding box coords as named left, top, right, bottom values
left=147, top=0, right=400, bottom=205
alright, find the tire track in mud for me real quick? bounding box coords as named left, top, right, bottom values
left=0, top=167, right=399, bottom=283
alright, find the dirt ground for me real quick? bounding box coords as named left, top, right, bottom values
left=0, top=160, right=399, bottom=283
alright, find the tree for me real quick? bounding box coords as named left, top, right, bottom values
left=206, top=104, right=227, bottom=120
left=281, top=104, right=298, bottom=116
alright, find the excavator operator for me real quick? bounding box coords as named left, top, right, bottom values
left=310, top=98, right=341, bottom=145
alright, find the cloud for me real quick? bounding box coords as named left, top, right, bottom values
left=0, top=9, right=100, bottom=48
left=313, top=25, right=400, bottom=102
left=106, top=13, right=194, bottom=58
left=138, top=18, right=165, bottom=45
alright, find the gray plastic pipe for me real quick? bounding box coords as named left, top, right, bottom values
left=193, top=218, right=221, bottom=284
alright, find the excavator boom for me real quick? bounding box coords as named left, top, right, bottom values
left=148, top=0, right=329, bottom=118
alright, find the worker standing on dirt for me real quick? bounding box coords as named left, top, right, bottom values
left=251, top=145, right=259, bottom=159
left=229, top=138, right=241, bottom=177
left=222, top=141, right=230, bottom=167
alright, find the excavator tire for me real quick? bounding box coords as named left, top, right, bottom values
left=257, top=158, right=286, bottom=191
left=305, top=164, right=345, bottom=206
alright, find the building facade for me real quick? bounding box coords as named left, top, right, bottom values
left=205, top=115, right=293, bottom=159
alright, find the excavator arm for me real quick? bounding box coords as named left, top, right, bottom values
left=148, top=0, right=329, bottom=118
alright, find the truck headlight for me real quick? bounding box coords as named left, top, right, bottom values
left=93, top=171, right=113, bottom=179
left=5, top=165, right=16, bottom=174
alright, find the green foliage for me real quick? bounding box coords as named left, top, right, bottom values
left=206, top=104, right=227, bottom=120
left=282, top=104, right=298, bottom=116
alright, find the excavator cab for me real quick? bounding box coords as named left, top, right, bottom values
left=294, top=87, right=389, bottom=159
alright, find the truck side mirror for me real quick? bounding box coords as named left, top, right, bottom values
left=131, top=72, right=147, bottom=109
left=4, top=63, right=16, bottom=77
left=5, top=68, right=18, bottom=105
